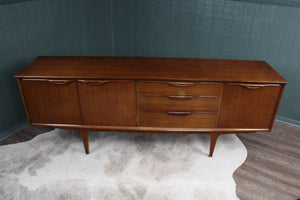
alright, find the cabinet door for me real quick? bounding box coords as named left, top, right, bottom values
left=21, top=79, right=81, bottom=124
left=77, top=80, right=137, bottom=126
left=218, top=83, right=282, bottom=129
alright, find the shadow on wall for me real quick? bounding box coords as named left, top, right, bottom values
left=0, top=59, right=31, bottom=134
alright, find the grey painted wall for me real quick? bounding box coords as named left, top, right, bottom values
left=0, top=0, right=113, bottom=139
left=1, top=0, right=299, bottom=139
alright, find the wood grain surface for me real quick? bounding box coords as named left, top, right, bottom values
left=77, top=80, right=136, bottom=126
left=218, top=83, right=282, bottom=129
left=139, top=94, right=220, bottom=111
left=15, top=57, right=287, bottom=156
left=21, top=79, right=82, bottom=124
left=14, top=56, right=287, bottom=83
left=139, top=111, right=217, bottom=128
left=234, top=121, right=300, bottom=200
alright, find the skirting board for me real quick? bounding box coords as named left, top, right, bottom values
left=0, top=116, right=299, bottom=142
left=276, top=116, right=300, bottom=128
left=0, top=120, right=28, bottom=142
left=228, top=0, right=300, bottom=8
left=0, top=0, right=36, bottom=5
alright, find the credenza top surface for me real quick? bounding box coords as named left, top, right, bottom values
left=15, top=56, right=287, bottom=83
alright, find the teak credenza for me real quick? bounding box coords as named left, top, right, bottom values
left=14, top=56, right=287, bottom=156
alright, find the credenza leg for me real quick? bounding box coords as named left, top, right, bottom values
left=209, top=132, right=220, bottom=157
left=79, top=129, right=90, bottom=154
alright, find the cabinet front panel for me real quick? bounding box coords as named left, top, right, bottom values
left=139, top=81, right=221, bottom=96
left=140, top=111, right=217, bottom=128
left=218, top=83, right=282, bottom=129
left=21, top=79, right=81, bottom=124
left=139, top=95, right=219, bottom=111
left=77, top=80, right=136, bottom=126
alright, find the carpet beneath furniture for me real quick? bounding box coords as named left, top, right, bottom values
left=0, top=129, right=247, bottom=200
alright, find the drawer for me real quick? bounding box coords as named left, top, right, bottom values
left=139, top=81, right=221, bottom=96
left=139, top=94, right=220, bottom=111
left=139, top=111, right=217, bottom=128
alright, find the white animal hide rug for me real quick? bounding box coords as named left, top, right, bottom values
left=0, top=129, right=247, bottom=200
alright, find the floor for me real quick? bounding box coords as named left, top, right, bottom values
left=233, top=121, right=300, bottom=200
left=0, top=121, right=299, bottom=200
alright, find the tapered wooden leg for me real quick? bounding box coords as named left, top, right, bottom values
left=79, top=129, right=90, bottom=154
left=209, top=132, right=220, bottom=157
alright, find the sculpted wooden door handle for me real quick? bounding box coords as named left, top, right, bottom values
left=168, top=95, right=193, bottom=100
left=47, top=80, right=74, bottom=85
left=229, top=83, right=280, bottom=89
left=167, top=111, right=191, bottom=116
left=168, top=82, right=195, bottom=87
left=77, top=80, right=109, bottom=86
left=241, top=85, right=263, bottom=89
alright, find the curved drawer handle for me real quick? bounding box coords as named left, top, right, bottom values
left=48, top=80, right=73, bottom=85
left=168, top=82, right=195, bottom=87
left=229, top=83, right=280, bottom=89
left=77, top=80, right=109, bottom=86
left=167, top=111, right=191, bottom=116
left=241, top=85, right=263, bottom=89
left=168, top=95, right=193, bottom=100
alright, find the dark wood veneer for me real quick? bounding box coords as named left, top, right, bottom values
left=15, top=56, right=287, bottom=83
left=139, top=111, right=217, bottom=128
left=77, top=80, right=136, bottom=126
left=15, top=56, right=287, bottom=156
left=219, top=83, right=282, bottom=129
left=139, top=95, right=220, bottom=111
left=21, top=79, right=81, bottom=124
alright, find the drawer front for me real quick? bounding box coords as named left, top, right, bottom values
left=139, top=81, right=221, bottom=96
left=138, top=81, right=221, bottom=128
left=139, top=111, right=217, bottom=128
left=139, top=94, right=219, bottom=111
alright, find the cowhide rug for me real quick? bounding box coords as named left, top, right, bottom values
left=0, top=129, right=247, bottom=200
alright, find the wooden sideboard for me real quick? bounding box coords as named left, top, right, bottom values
left=14, top=56, right=287, bottom=156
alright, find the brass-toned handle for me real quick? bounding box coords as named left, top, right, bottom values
left=229, top=83, right=280, bottom=89
left=48, top=80, right=73, bottom=85
left=168, top=82, right=195, bottom=87
left=168, top=96, right=193, bottom=100
left=167, top=111, right=191, bottom=116
left=77, top=80, right=109, bottom=86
